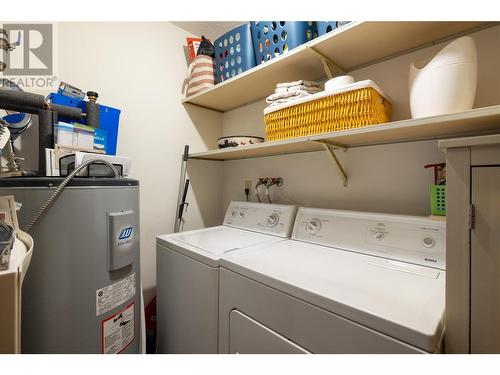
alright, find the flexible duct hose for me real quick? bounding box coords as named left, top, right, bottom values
left=24, top=159, right=119, bottom=232
left=265, top=186, right=272, bottom=204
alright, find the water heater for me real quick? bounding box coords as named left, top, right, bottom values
left=0, top=177, right=141, bottom=354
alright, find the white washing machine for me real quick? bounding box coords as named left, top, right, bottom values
left=219, top=207, right=446, bottom=354
left=156, top=201, right=297, bottom=353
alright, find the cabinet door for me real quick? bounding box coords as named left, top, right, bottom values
left=471, top=166, right=500, bottom=353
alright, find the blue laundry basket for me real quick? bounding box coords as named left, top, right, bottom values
left=250, top=21, right=317, bottom=65
left=214, top=23, right=256, bottom=83
left=317, top=21, right=352, bottom=36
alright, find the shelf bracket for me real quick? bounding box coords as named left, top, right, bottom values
left=314, top=139, right=347, bottom=151
left=306, top=46, right=345, bottom=79
left=315, top=141, right=349, bottom=187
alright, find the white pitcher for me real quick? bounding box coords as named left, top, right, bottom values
left=409, top=36, right=478, bottom=118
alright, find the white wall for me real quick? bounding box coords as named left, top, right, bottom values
left=13, top=22, right=223, bottom=304
left=220, top=25, right=500, bottom=215
left=59, top=23, right=224, bottom=303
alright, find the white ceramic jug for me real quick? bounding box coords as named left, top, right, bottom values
left=409, top=36, right=478, bottom=118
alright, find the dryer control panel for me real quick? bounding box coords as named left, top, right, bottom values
left=293, top=207, right=446, bottom=270
left=224, top=201, right=298, bottom=238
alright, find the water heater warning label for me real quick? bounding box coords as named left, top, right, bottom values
left=96, top=273, right=136, bottom=316
left=102, top=302, right=135, bottom=354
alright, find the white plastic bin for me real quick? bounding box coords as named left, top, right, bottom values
left=0, top=231, right=33, bottom=353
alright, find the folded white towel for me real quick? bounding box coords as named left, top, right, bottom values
left=276, top=80, right=321, bottom=89
left=274, top=85, right=322, bottom=94
left=266, top=80, right=322, bottom=109
left=267, top=95, right=310, bottom=107
left=266, top=89, right=313, bottom=104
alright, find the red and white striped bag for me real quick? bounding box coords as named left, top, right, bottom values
left=185, top=55, right=216, bottom=97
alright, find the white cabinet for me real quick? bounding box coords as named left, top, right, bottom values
left=471, top=166, right=500, bottom=353
left=440, top=135, right=500, bottom=353
left=0, top=232, right=33, bottom=354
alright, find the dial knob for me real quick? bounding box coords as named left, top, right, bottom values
left=374, top=231, right=384, bottom=241
left=239, top=211, right=245, bottom=218
left=267, top=213, right=280, bottom=227
left=231, top=211, right=237, bottom=217
left=423, top=237, right=435, bottom=248
left=306, top=219, right=322, bottom=234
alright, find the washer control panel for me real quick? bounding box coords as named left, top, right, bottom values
left=224, top=201, right=298, bottom=238
left=293, top=207, right=446, bottom=269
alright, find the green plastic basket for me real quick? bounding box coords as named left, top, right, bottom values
left=430, top=185, right=446, bottom=216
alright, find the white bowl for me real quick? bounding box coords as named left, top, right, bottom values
left=325, top=75, right=355, bottom=91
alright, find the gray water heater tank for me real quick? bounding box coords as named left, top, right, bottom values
left=0, top=177, right=141, bottom=354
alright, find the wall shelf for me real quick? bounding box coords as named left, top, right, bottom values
left=182, top=21, right=493, bottom=112
left=189, top=105, right=500, bottom=161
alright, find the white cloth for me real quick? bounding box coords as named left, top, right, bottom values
left=266, top=90, right=307, bottom=103
left=266, top=90, right=313, bottom=106
left=274, top=85, right=322, bottom=94
left=276, top=80, right=321, bottom=88
left=266, top=80, right=323, bottom=109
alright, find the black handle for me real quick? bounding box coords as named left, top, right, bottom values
left=182, top=145, right=190, bottom=162
left=178, top=179, right=190, bottom=220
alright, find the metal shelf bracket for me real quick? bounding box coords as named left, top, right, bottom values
left=306, top=46, right=345, bottom=79
left=314, top=141, right=349, bottom=187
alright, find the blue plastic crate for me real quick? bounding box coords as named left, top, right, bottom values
left=250, top=21, right=317, bottom=64
left=214, top=23, right=256, bottom=83
left=317, top=21, right=352, bottom=36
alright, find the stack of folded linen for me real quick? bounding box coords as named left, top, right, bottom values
left=266, top=80, right=323, bottom=107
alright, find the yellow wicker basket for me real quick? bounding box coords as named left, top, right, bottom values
left=264, top=80, right=392, bottom=141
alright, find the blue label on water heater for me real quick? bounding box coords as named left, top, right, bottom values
left=118, top=227, right=133, bottom=240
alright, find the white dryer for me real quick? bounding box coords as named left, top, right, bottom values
left=156, top=201, right=297, bottom=353
left=219, top=207, right=446, bottom=354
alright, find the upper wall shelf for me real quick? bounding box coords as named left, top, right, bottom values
left=182, top=21, right=494, bottom=112
left=189, top=105, right=500, bottom=161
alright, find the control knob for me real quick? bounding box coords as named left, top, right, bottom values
left=266, top=213, right=280, bottom=228
left=423, top=237, right=435, bottom=248
left=306, top=219, right=322, bottom=235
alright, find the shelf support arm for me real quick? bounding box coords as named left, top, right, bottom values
left=316, top=141, right=349, bottom=187
left=306, top=46, right=346, bottom=79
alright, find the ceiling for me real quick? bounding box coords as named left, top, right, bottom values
left=171, top=21, right=247, bottom=41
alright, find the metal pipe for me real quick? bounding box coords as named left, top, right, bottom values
left=85, top=101, right=100, bottom=128
left=38, top=110, right=56, bottom=174
left=0, top=102, right=41, bottom=115
left=254, top=177, right=270, bottom=203
left=264, top=177, right=283, bottom=204
left=0, top=89, right=45, bottom=109
left=265, top=185, right=272, bottom=203
left=5, top=139, right=20, bottom=172
left=50, top=104, right=83, bottom=120
left=0, top=91, right=83, bottom=120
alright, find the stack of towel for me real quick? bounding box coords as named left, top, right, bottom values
left=266, top=80, right=323, bottom=107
